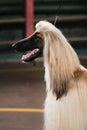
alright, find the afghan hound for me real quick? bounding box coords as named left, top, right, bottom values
left=13, top=21, right=87, bottom=130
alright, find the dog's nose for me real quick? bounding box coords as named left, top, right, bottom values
left=12, top=43, right=15, bottom=48
left=12, top=43, right=16, bottom=49
left=12, top=43, right=18, bottom=52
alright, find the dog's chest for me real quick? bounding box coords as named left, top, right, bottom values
left=44, top=90, right=87, bottom=130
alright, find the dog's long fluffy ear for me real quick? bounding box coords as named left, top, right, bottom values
left=43, top=31, right=80, bottom=99
left=53, top=79, right=68, bottom=100
left=50, top=66, right=69, bottom=100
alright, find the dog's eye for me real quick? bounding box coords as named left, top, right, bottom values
left=34, top=32, right=43, bottom=42
left=35, top=37, right=41, bottom=42
left=35, top=33, right=43, bottom=40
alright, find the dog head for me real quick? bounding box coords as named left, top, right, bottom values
left=12, top=31, right=44, bottom=63
left=12, top=20, right=59, bottom=62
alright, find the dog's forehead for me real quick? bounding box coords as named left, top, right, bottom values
left=35, top=21, right=53, bottom=32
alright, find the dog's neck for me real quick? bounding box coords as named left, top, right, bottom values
left=44, top=62, right=51, bottom=92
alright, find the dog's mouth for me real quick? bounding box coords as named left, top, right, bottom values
left=12, top=32, right=43, bottom=63
left=21, top=48, right=40, bottom=62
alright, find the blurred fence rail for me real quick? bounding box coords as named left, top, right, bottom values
left=0, top=0, right=87, bottom=65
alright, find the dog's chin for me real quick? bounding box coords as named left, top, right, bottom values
left=21, top=48, right=41, bottom=63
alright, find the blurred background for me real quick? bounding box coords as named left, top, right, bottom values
left=0, top=0, right=87, bottom=130
left=0, top=0, right=87, bottom=64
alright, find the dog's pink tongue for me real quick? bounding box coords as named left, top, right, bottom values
left=21, top=49, right=39, bottom=61
left=21, top=51, right=33, bottom=60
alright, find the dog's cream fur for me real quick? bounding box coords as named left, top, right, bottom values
left=36, top=21, right=87, bottom=130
